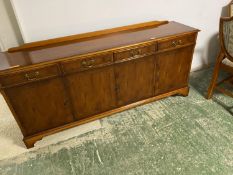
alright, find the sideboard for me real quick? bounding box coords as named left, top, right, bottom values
left=0, top=21, right=199, bottom=148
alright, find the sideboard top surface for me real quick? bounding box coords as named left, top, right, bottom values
left=0, top=21, right=199, bottom=72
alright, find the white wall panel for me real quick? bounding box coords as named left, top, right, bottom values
left=0, top=0, right=23, bottom=50
left=11, top=0, right=230, bottom=70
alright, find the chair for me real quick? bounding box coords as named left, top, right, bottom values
left=207, top=16, right=233, bottom=99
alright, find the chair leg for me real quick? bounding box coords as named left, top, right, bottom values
left=206, top=52, right=225, bottom=99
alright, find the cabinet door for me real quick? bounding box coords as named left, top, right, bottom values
left=155, top=46, right=194, bottom=94
left=115, top=55, right=155, bottom=106
left=65, top=66, right=117, bottom=120
left=5, top=78, right=74, bottom=136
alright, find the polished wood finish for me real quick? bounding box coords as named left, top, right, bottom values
left=0, top=21, right=199, bottom=148
left=207, top=52, right=225, bottom=99
left=8, top=21, right=168, bottom=53
left=4, top=77, right=74, bottom=136
left=0, top=64, right=60, bottom=88
left=61, top=52, right=113, bottom=74
left=157, top=34, right=196, bottom=51
left=115, top=55, right=156, bottom=106
left=156, top=46, right=195, bottom=94
left=114, top=43, right=156, bottom=62
left=0, top=21, right=198, bottom=71
left=65, top=66, right=117, bottom=120
left=23, top=86, right=190, bottom=149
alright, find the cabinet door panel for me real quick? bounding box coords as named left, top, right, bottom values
left=66, top=66, right=116, bottom=120
left=156, top=46, right=194, bottom=94
left=115, top=55, right=155, bottom=106
left=5, top=78, right=74, bottom=136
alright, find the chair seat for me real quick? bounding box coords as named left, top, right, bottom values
left=222, top=58, right=233, bottom=67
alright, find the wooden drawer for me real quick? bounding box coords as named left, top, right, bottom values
left=0, top=64, right=60, bottom=88
left=114, top=44, right=156, bottom=62
left=61, top=53, right=113, bottom=74
left=158, top=34, right=196, bottom=51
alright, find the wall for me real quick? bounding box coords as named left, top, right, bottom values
left=11, top=0, right=230, bottom=70
left=0, top=39, right=4, bottom=51
left=0, top=0, right=23, bottom=51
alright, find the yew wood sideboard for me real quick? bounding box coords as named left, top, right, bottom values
left=0, top=21, right=199, bottom=148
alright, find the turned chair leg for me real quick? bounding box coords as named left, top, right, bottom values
left=206, top=52, right=225, bottom=99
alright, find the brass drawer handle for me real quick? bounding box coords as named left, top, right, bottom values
left=81, top=60, right=87, bottom=66
left=172, top=40, right=184, bottom=47
left=172, top=41, right=178, bottom=47
left=130, top=49, right=142, bottom=58
left=130, top=50, right=135, bottom=57
left=81, top=59, right=95, bottom=68
left=25, top=71, right=40, bottom=81
left=136, top=49, right=142, bottom=55
left=178, top=40, right=183, bottom=45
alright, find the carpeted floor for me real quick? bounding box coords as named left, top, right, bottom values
left=1, top=68, right=233, bottom=175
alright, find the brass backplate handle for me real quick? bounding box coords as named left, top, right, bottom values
left=172, top=40, right=184, bottom=47
left=81, top=59, right=95, bottom=68
left=130, top=49, right=143, bottom=58
left=136, top=49, right=142, bottom=55
left=178, top=40, right=183, bottom=45
left=172, top=41, right=177, bottom=47
left=130, top=50, right=135, bottom=57
left=25, top=71, right=40, bottom=81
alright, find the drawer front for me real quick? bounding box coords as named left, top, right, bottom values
left=62, top=53, right=113, bottom=74
left=0, top=64, right=60, bottom=88
left=114, top=44, right=156, bottom=62
left=158, top=34, right=196, bottom=51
